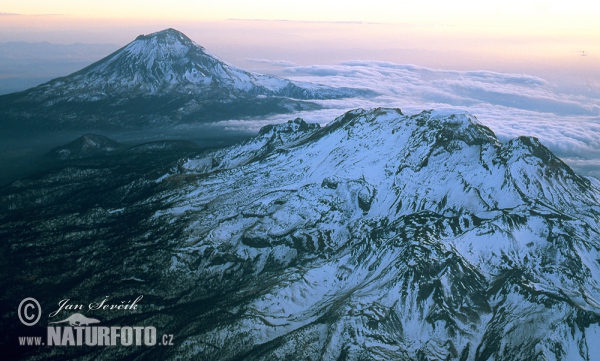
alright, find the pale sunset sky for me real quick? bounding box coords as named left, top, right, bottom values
left=3, top=0, right=600, bottom=27
left=1, top=1, right=599, bottom=178
left=1, top=1, right=598, bottom=77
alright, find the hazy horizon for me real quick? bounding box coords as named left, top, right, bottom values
left=1, top=4, right=599, bottom=179
left=1, top=18, right=598, bottom=97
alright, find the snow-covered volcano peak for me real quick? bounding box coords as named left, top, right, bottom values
left=29, top=28, right=362, bottom=99
left=59, top=27, right=243, bottom=94
left=121, top=28, right=202, bottom=61
left=134, top=28, right=197, bottom=47
left=1, top=28, right=370, bottom=131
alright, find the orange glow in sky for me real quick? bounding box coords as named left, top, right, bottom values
left=1, top=1, right=598, bottom=90
left=0, top=1, right=599, bottom=179
left=3, top=1, right=600, bottom=34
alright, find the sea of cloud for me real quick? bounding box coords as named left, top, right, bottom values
left=213, top=60, right=600, bottom=178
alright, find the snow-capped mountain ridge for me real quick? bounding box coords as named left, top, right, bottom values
left=2, top=108, right=600, bottom=360
left=171, top=108, right=600, bottom=360
left=185, top=107, right=596, bottom=215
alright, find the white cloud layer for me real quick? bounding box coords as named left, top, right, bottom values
left=211, top=60, right=600, bottom=178
left=245, top=58, right=299, bottom=67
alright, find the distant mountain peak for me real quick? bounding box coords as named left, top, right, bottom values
left=47, top=27, right=330, bottom=97
left=128, top=28, right=204, bottom=57
left=135, top=28, right=194, bottom=42
left=0, top=28, right=370, bottom=131
left=64, top=28, right=223, bottom=93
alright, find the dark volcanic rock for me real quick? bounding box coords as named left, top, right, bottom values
left=45, top=134, right=125, bottom=161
